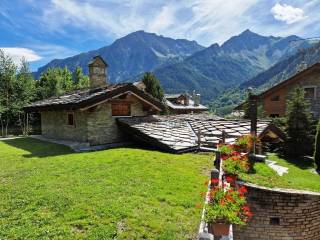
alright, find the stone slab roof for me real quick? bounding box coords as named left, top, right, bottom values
left=117, top=114, right=275, bottom=153
left=24, top=83, right=165, bottom=112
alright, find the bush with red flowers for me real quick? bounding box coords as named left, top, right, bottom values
left=234, top=135, right=254, bottom=153
left=219, top=144, right=234, bottom=159
left=204, top=185, right=252, bottom=225
left=222, top=154, right=249, bottom=175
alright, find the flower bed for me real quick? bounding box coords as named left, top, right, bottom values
left=199, top=135, right=255, bottom=237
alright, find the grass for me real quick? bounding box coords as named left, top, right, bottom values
left=239, top=153, right=320, bottom=193
left=0, top=138, right=212, bottom=240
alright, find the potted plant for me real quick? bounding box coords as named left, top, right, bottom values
left=205, top=186, right=252, bottom=236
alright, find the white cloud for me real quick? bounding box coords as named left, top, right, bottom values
left=1, top=47, right=42, bottom=64
left=41, top=0, right=259, bottom=46
left=271, top=3, right=306, bottom=24
left=34, top=0, right=319, bottom=46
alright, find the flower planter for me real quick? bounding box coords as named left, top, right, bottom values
left=223, top=173, right=238, bottom=187
left=209, top=222, right=230, bottom=236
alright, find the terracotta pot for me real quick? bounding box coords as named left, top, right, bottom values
left=209, top=222, right=230, bottom=236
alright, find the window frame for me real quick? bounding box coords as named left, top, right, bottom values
left=67, top=112, right=75, bottom=126
left=303, top=86, right=317, bottom=100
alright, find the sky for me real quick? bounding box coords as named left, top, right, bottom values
left=1, top=0, right=319, bottom=71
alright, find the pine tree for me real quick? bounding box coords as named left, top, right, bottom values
left=285, top=87, right=314, bottom=157
left=314, top=120, right=320, bottom=171
left=141, top=72, right=164, bottom=101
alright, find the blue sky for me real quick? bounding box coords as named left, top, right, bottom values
left=1, top=0, right=319, bottom=71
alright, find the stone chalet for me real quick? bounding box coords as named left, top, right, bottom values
left=165, top=92, right=208, bottom=114
left=236, top=62, right=320, bottom=118
left=25, top=56, right=284, bottom=153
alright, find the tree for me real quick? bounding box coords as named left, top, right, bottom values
left=0, top=50, right=17, bottom=136
left=37, top=66, right=89, bottom=100
left=15, top=58, right=36, bottom=135
left=141, top=72, right=164, bottom=101
left=314, top=120, right=320, bottom=172
left=37, top=67, right=73, bottom=99
left=285, top=87, right=314, bottom=157
left=61, top=66, right=73, bottom=92
left=73, top=66, right=89, bottom=89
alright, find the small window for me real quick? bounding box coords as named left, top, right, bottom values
left=112, top=103, right=131, bottom=116
left=270, top=95, right=280, bottom=101
left=270, top=217, right=280, bottom=225
left=67, top=113, right=75, bottom=126
left=304, top=87, right=316, bottom=100
left=269, top=114, right=279, bottom=118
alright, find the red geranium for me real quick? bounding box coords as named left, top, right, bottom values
left=225, top=175, right=236, bottom=183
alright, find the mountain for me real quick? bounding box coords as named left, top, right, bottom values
left=35, top=30, right=204, bottom=82
left=209, top=41, right=320, bottom=116
left=241, top=41, right=320, bottom=90
left=154, top=30, right=311, bottom=101
left=35, top=30, right=311, bottom=103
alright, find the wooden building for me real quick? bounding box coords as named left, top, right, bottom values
left=236, top=63, right=320, bottom=118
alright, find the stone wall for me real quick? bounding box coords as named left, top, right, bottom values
left=233, top=182, right=320, bottom=240
left=87, top=97, right=148, bottom=146
left=41, top=110, right=88, bottom=142
left=41, top=95, right=149, bottom=146
left=286, top=71, right=320, bottom=118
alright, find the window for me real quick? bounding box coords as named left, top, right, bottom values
left=270, top=217, right=280, bottom=225
left=270, top=95, right=280, bottom=101
left=67, top=113, right=75, bottom=126
left=269, top=114, right=279, bottom=118
left=304, top=87, right=316, bottom=100
left=112, top=103, right=131, bottom=116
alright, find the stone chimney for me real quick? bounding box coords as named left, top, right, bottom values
left=184, top=92, right=190, bottom=106
left=88, top=55, right=108, bottom=88
left=193, top=90, right=200, bottom=107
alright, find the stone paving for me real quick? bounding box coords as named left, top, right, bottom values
left=266, top=160, right=288, bottom=176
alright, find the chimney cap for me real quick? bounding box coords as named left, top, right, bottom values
left=88, top=55, right=109, bottom=67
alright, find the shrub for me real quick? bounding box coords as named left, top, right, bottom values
left=223, top=154, right=249, bottom=175
left=234, top=135, right=254, bottom=153
left=205, top=185, right=252, bottom=225
left=219, top=144, right=234, bottom=158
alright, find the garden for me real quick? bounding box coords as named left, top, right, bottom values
left=200, top=128, right=320, bottom=237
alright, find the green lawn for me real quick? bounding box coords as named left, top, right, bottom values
left=239, top=153, right=320, bottom=192
left=0, top=138, right=212, bottom=240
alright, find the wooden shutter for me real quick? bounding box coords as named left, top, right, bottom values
left=112, top=103, right=131, bottom=116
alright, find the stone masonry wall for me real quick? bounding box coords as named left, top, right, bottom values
left=41, top=95, right=149, bottom=146
left=233, top=183, right=320, bottom=240
left=41, top=110, right=88, bottom=142
left=87, top=98, right=148, bottom=146
left=286, top=70, right=320, bottom=118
